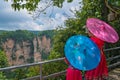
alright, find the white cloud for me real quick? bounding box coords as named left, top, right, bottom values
left=0, top=0, right=82, bottom=31
left=55, top=13, right=67, bottom=22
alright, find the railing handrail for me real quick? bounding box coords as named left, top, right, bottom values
left=0, top=46, right=120, bottom=80
left=0, top=47, right=120, bottom=71
left=104, top=46, right=120, bottom=51
left=0, top=57, right=64, bottom=71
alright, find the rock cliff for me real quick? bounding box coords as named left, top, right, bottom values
left=2, top=36, right=51, bottom=66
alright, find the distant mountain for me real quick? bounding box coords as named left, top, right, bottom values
left=0, top=30, right=55, bottom=66
left=29, top=30, right=40, bottom=35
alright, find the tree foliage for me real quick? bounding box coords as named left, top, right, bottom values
left=0, top=30, right=34, bottom=43
left=0, top=50, right=8, bottom=80
left=0, top=50, right=8, bottom=68
left=26, top=66, right=40, bottom=77
left=5, top=0, right=73, bottom=12
left=0, top=72, right=8, bottom=80
left=51, top=0, right=106, bottom=58
left=107, top=0, right=120, bottom=14
left=38, top=30, right=55, bottom=39
left=50, top=0, right=120, bottom=58
left=5, top=0, right=41, bottom=11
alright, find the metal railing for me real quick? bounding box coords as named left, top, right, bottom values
left=0, top=47, right=120, bottom=80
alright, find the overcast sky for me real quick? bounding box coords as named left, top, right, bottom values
left=0, top=0, right=82, bottom=31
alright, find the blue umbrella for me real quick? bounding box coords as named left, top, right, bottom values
left=64, top=35, right=101, bottom=71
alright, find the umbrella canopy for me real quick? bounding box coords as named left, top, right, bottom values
left=64, top=35, right=100, bottom=71
left=86, top=18, right=119, bottom=43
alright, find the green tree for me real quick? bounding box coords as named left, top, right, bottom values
left=4, top=0, right=73, bottom=12
left=0, top=50, right=9, bottom=80
left=0, top=72, right=8, bottom=80
left=50, top=0, right=120, bottom=59
left=26, top=66, right=40, bottom=78
left=8, top=68, right=28, bottom=80
left=0, top=50, right=8, bottom=68
left=0, top=30, right=34, bottom=43
left=50, top=0, right=106, bottom=58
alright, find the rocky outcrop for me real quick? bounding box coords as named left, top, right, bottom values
left=2, top=36, right=51, bottom=66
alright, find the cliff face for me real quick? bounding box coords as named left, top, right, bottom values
left=2, top=36, right=51, bottom=66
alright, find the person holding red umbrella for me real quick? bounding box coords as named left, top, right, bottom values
left=85, top=18, right=119, bottom=80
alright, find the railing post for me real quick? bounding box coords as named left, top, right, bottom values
left=40, top=64, right=43, bottom=80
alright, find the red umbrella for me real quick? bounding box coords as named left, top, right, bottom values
left=86, top=18, right=119, bottom=43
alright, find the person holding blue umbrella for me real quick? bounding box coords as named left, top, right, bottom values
left=64, top=35, right=101, bottom=80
